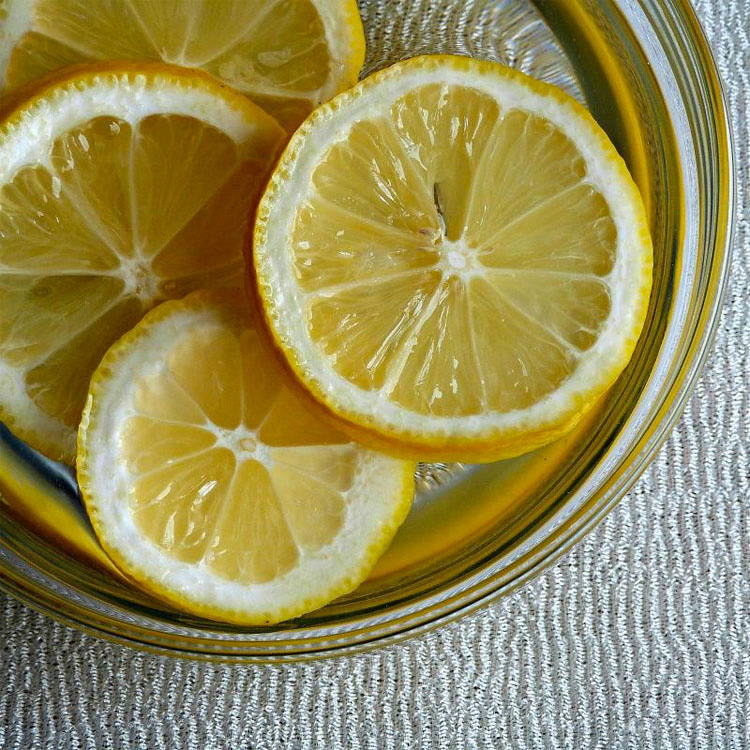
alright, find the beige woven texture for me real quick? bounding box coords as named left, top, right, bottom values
left=1, top=0, right=749, bottom=747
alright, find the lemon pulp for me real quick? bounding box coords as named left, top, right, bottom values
left=299, top=88, right=615, bottom=415
left=124, top=323, right=362, bottom=581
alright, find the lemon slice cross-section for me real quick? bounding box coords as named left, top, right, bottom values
left=0, top=63, right=286, bottom=462
left=253, top=55, right=653, bottom=462
left=77, top=290, right=415, bottom=625
left=0, top=0, right=365, bottom=131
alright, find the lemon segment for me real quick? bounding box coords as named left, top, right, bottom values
left=0, top=63, right=285, bottom=462
left=77, top=290, right=415, bottom=624
left=253, top=55, right=653, bottom=461
left=0, top=0, right=365, bottom=131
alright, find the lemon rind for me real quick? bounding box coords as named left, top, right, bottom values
left=0, top=62, right=285, bottom=463
left=77, top=290, right=415, bottom=625
left=253, top=54, right=653, bottom=462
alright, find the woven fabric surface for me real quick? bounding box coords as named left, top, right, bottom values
left=1, top=0, right=749, bottom=747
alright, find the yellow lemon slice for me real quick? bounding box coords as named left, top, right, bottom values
left=0, top=0, right=365, bottom=130
left=253, top=55, right=653, bottom=462
left=77, top=290, right=414, bottom=625
left=0, top=62, right=285, bottom=463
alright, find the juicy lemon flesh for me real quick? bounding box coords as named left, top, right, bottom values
left=119, top=315, right=363, bottom=585
left=4, top=0, right=339, bottom=129
left=0, top=113, right=269, bottom=445
left=292, top=83, right=616, bottom=418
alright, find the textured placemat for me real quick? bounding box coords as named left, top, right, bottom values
left=1, top=1, right=748, bottom=748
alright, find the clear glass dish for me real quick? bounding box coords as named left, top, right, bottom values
left=0, top=0, right=734, bottom=661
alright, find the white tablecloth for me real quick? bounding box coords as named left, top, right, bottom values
left=1, top=1, right=748, bottom=747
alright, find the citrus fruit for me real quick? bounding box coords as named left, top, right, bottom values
left=0, top=0, right=365, bottom=130
left=77, top=290, right=415, bottom=625
left=253, top=55, right=653, bottom=462
left=0, top=62, right=285, bottom=463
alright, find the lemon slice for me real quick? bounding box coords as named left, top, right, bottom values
left=254, top=55, right=653, bottom=462
left=77, top=290, right=414, bottom=625
left=0, top=63, right=285, bottom=463
left=0, top=0, right=365, bottom=131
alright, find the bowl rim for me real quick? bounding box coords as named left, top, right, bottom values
left=0, top=0, right=736, bottom=661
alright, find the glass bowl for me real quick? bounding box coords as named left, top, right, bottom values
left=0, top=0, right=734, bottom=661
